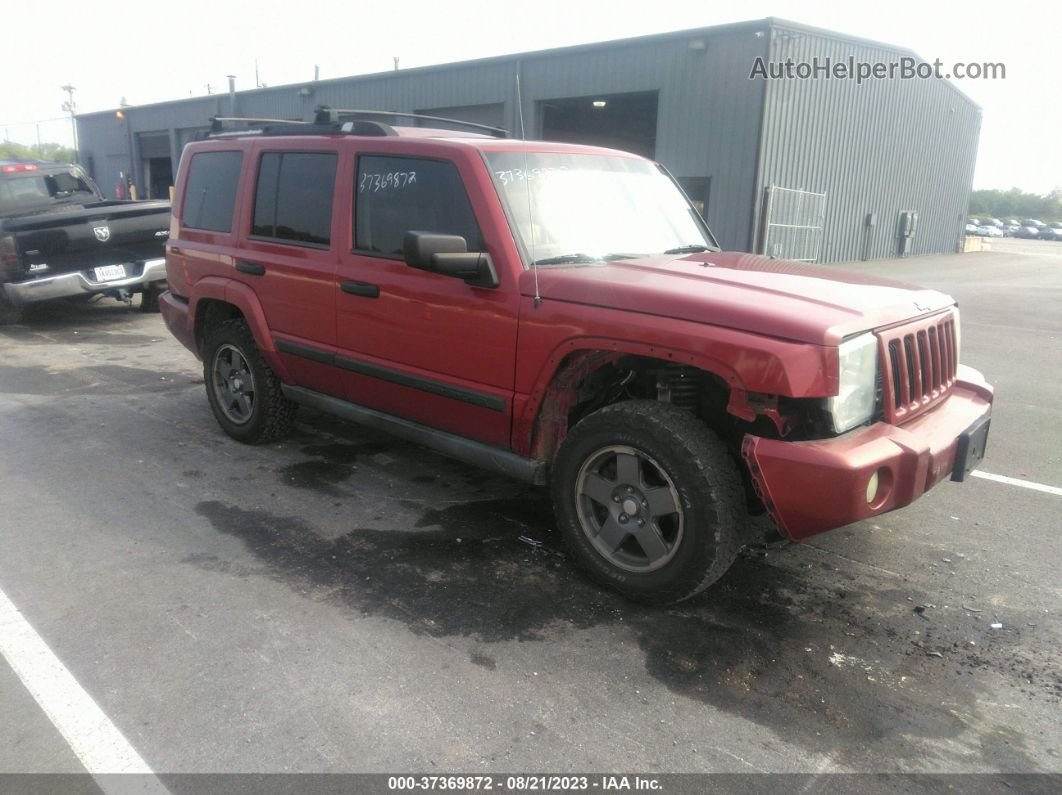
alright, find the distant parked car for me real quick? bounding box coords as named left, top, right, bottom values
left=1002, top=224, right=1021, bottom=237
left=965, top=222, right=981, bottom=235
left=976, top=225, right=1003, bottom=238
left=1021, top=219, right=1045, bottom=228
left=984, top=218, right=1003, bottom=228
left=1038, top=226, right=1062, bottom=241
left=1015, top=226, right=1042, bottom=239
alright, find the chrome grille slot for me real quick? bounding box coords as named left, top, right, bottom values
left=879, top=309, right=958, bottom=424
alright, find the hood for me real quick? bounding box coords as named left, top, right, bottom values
left=519, top=252, right=954, bottom=346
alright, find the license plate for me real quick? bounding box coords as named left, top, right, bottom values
left=94, top=264, right=127, bottom=282
left=952, top=416, right=991, bottom=482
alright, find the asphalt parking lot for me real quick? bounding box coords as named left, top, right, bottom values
left=0, top=239, right=1059, bottom=790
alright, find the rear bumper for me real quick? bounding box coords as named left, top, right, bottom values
left=160, top=290, right=198, bottom=357
left=742, top=365, right=994, bottom=541
left=1, top=258, right=167, bottom=304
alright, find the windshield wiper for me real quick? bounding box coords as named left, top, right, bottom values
left=533, top=253, right=600, bottom=266
left=533, top=252, right=645, bottom=266
left=663, top=244, right=712, bottom=254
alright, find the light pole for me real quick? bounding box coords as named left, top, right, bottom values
left=61, top=84, right=78, bottom=163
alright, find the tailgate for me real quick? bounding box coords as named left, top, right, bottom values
left=7, top=201, right=171, bottom=277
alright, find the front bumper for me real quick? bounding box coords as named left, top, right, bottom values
left=1, top=258, right=167, bottom=305
left=742, top=365, right=994, bottom=541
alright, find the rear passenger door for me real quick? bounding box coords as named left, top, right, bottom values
left=335, top=151, right=519, bottom=449
left=238, top=146, right=341, bottom=397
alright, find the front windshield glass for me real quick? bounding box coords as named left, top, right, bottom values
left=485, top=151, right=718, bottom=266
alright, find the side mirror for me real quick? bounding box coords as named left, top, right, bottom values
left=403, top=232, right=499, bottom=288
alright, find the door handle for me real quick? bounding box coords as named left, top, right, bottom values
left=236, top=261, right=266, bottom=276
left=341, top=280, right=380, bottom=298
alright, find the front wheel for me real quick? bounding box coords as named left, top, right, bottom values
left=202, top=318, right=296, bottom=444
left=552, top=400, right=746, bottom=605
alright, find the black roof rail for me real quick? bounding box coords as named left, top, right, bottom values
left=203, top=115, right=397, bottom=139
left=209, top=116, right=310, bottom=133
left=314, top=106, right=509, bottom=138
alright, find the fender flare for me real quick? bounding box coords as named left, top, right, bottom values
left=190, top=277, right=290, bottom=382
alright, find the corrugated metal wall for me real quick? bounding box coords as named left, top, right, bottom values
left=78, top=96, right=222, bottom=198
left=755, top=22, right=981, bottom=263
left=75, top=24, right=768, bottom=250
left=75, top=19, right=978, bottom=262
left=514, top=28, right=767, bottom=250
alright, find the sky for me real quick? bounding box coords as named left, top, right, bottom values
left=1, top=0, right=1057, bottom=193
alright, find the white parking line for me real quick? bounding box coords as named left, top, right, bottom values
left=0, top=585, right=170, bottom=793
left=972, top=470, right=1062, bottom=497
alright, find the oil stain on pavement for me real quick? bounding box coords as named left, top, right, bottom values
left=192, top=492, right=1055, bottom=770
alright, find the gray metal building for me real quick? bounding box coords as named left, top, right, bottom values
left=75, top=18, right=981, bottom=264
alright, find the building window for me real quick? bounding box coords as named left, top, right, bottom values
left=354, top=155, right=483, bottom=257
left=252, top=152, right=337, bottom=247
left=182, top=151, right=243, bottom=233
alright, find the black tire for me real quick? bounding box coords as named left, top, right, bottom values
left=138, top=283, right=162, bottom=313
left=552, top=400, right=746, bottom=605
left=0, top=294, right=24, bottom=326
left=202, top=318, right=297, bottom=444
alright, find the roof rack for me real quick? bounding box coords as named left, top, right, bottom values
left=211, top=116, right=311, bottom=129
left=313, top=107, right=509, bottom=138
left=201, top=108, right=507, bottom=141
left=204, top=115, right=397, bottom=139
left=207, top=116, right=312, bottom=137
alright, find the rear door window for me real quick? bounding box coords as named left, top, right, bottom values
left=182, top=151, right=243, bottom=233
left=252, top=152, right=337, bottom=247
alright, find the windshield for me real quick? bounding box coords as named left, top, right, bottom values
left=485, top=151, right=718, bottom=266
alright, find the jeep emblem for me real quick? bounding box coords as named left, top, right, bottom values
left=93, top=226, right=111, bottom=242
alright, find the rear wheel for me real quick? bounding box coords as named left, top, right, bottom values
left=138, top=283, right=162, bottom=313
left=202, top=318, right=296, bottom=444
left=552, top=400, right=746, bottom=605
left=0, top=294, right=23, bottom=326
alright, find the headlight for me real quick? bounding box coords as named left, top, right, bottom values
left=827, top=332, right=879, bottom=434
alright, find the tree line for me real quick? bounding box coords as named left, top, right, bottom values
left=968, top=188, right=1062, bottom=223
left=0, top=140, right=76, bottom=163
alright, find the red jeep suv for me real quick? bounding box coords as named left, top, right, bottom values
left=161, top=110, right=993, bottom=604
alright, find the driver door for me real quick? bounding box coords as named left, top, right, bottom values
left=334, top=152, right=519, bottom=448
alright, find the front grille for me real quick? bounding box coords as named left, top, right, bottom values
left=880, top=310, right=958, bottom=424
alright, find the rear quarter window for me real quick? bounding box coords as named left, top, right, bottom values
left=182, top=151, right=243, bottom=233
left=0, top=176, right=49, bottom=212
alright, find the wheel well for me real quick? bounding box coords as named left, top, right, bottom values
left=531, top=353, right=737, bottom=458
left=194, top=299, right=245, bottom=354
left=530, top=351, right=799, bottom=515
